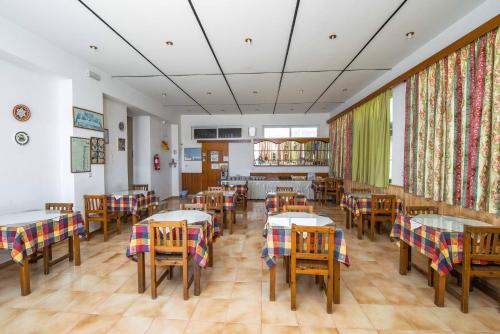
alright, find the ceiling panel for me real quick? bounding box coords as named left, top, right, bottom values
left=286, top=0, right=402, bottom=71
left=173, top=75, right=234, bottom=105
left=351, top=0, right=485, bottom=69
left=318, top=70, right=387, bottom=103
left=278, top=71, right=339, bottom=103
left=191, top=0, right=296, bottom=73
left=227, top=73, right=280, bottom=104
left=308, top=102, right=343, bottom=114
left=275, top=103, right=308, bottom=114
left=165, top=105, right=206, bottom=115
left=241, top=104, right=274, bottom=114
left=205, top=104, right=240, bottom=115
left=0, top=0, right=156, bottom=76
left=83, top=0, right=220, bottom=75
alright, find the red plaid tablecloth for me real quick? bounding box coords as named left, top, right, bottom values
left=340, top=193, right=402, bottom=217
left=192, top=191, right=236, bottom=212
left=390, top=213, right=465, bottom=276
left=108, top=191, right=159, bottom=215
left=0, top=212, right=85, bottom=264
left=265, top=193, right=307, bottom=213
left=126, top=220, right=209, bottom=267
left=261, top=225, right=350, bottom=268
left=223, top=184, right=248, bottom=198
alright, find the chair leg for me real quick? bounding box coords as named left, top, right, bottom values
left=84, top=218, right=90, bottom=241
left=290, top=258, right=297, bottom=311
left=208, top=241, right=214, bottom=267
left=427, top=259, right=433, bottom=287
left=68, top=237, right=74, bottom=262
left=461, top=273, right=470, bottom=313
left=150, top=263, right=157, bottom=299
left=42, top=247, right=50, bottom=275
left=116, top=216, right=122, bottom=234
left=103, top=219, right=109, bottom=242
left=370, top=218, right=375, bottom=241
left=357, top=216, right=363, bottom=239
left=285, top=256, right=290, bottom=285
left=219, top=212, right=224, bottom=237
left=168, top=266, right=173, bottom=280
left=182, top=262, right=189, bottom=300
left=326, top=272, right=333, bottom=314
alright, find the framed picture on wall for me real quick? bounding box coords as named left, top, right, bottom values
left=70, top=137, right=91, bottom=173
left=118, top=138, right=126, bottom=151
left=184, top=147, right=201, bottom=161
left=90, top=137, right=105, bottom=164
left=73, top=106, right=104, bottom=131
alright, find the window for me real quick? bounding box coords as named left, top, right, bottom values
left=263, top=126, right=318, bottom=138
left=193, top=128, right=217, bottom=139
left=218, top=128, right=242, bottom=139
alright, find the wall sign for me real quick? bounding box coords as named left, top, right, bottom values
left=184, top=147, right=201, bottom=161
left=12, top=104, right=31, bottom=122
left=14, top=131, right=29, bottom=145
left=70, top=137, right=91, bottom=173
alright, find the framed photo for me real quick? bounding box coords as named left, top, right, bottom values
left=118, top=138, right=126, bottom=151
left=184, top=147, right=201, bottom=161
left=73, top=106, right=104, bottom=131
left=210, top=151, right=219, bottom=162
left=71, top=137, right=91, bottom=173
left=90, top=137, right=105, bottom=164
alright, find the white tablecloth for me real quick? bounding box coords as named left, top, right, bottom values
left=267, top=212, right=333, bottom=227
left=0, top=210, right=63, bottom=227
left=111, top=190, right=148, bottom=199
left=146, top=210, right=212, bottom=225
left=409, top=214, right=489, bottom=232
left=248, top=180, right=313, bottom=200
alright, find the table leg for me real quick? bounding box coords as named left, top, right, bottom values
left=148, top=205, right=154, bottom=216
left=434, top=270, right=445, bottom=307
left=137, top=252, right=145, bottom=293
left=269, top=266, right=276, bottom=301
left=357, top=216, right=363, bottom=240
left=333, top=259, right=340, bottom=304
left=194, top=265, right=201, bottom=296
left=73, top=234, right=81, bottom=266
left=132, top=214, right=138, bottom=225
left=19, top=258, right=30, bottom=296
left=345, top=210, right=350, bottom=229
left=399, top=240, right=409, bottom=275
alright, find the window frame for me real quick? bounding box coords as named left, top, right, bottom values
left=262, top=125, right=319, bottom=139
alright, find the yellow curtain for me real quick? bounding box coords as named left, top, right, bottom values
left=351, top=90, right=391, bottom=187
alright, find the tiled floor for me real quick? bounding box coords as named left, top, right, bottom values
left=0, top=200, right=498, bottom=334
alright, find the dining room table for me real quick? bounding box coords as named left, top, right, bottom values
left=0, top=209, right=84, bottom=295
left=192, top=190, right=237, bottom=226
left=265, top=192, right=308, bottom=213
left=222, top=182, right=248, bottom=210
left=390, top=213, right=491, bottom=307
left=108, top=189, right=159, bottom=224
left=126, top=209, right=216, bottom=295
left=261, top=212, right=350, bottom=302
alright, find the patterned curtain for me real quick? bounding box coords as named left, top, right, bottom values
left=329, top=111, right=353, bottom=179
left=404, top=27, right=499, bottom=215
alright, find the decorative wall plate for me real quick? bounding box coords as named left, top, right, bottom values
left=12, top=104, right=31, bottom=121
left=14, top=131, right=29, bottom=145
left=118, top=121, right=125, bottom=131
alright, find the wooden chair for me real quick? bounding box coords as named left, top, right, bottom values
left=43, top=203, right=77, bottom=274
left=405, top=205, right=439, bottom=285
left=203, top=191, right=228, bottom=234
left=454, top=225, right=500, bottom=313
left=325, top=178, right=339, bottom=204
left=149, top=220, right=198, bottom=300
left=335, top=179, right=344, bottom=204
left=83, top=195, right=121, bottom=241
left=180, top=203, right=214, bottom=267
left=277, top=192, right=297, bottom=212
left=208, top=186, right=224, bottom=192
left=290, top=224, right=337, bottom=313
left=276, top=186, right=294, bottom=192
left=283, top=205, right=314, bottom=213
left=131, top=184, right=149, bottom=191
left=369, top=194, right=396, bottom=241
left=312, top=179, right=325, bottom=205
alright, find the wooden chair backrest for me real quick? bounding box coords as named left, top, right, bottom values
left=351, top=188, right=371, bottom=193
left=180, top=203, right=208, bottom=211
left=203, top=191, right=223, bottom=211
left=464, top=225, right=500, bottom=263
left=291, top=224, right=335, bottom=262
left=277, top=192, right=297, bottom=210
left=208, top=186, right=224, bottom=192
left=325, top=178, right=337, bottom=191
left=283, top=205, right=314, bottom=213
left=83, top=195, right=107, bottom=216
left=45, top=202, right=73, bottom=213
left=149, top=220, right=188, bottom=255
left=132, top=184, right=149, bottom=191
left=276, top=186, right=294, bottom=192
left=371, top=194, right=396, bottom=215
left=405, top=205, right=438, bottom=217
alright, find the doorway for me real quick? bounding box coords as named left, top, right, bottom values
left=201, top=141, right=228, bottom=190
left=127, top=116, right=133, bottom=188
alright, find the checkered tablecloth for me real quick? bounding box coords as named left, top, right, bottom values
left=0, top=212, right=85, bottom=264
left=390, top=213, right=464, bottom=276
left=261, top=224, right=350, bottom=268
left=126, top=220, right=209, bottom=267
left=192, top=192, right=236, bottom=212
left=223, top=184, right=248, bottom=198
left=340, top=193, right=402, bottom=217
left=265, top=193, right=307, bottom=213
left=108, top=191, right=159, bottom=216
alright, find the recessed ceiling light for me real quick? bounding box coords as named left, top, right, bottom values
left=165, top=41, right=174, bottom=46
left=342, top=88, right=348, bottom=92
left=252, top=90, right=258, bottom=94
left=406, top=31, right=415, bottom=39
left=290, top=108, right=294, bottom=111
left=256, top=108, right=260, bottom=111
left=206, top=91, right=212, bottom=95
left=187, top=109, right=192, bottom=112
left=220, top=109, right=225, bottom=112
left=322, top=107, right=326, bottom=110
left=89, top=45, right=98, bottom=50
left=244, top=37, right=253, bottom=45
left=298, top=89, right=304, bottom=94
left=329, top=34, right=337, bottom=40
left=161, top=92, right=167, bottom=97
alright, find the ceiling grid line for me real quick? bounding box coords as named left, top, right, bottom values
left=272, top=0, right=301, bottom=114
left=304, top=0, right=408, bottom=114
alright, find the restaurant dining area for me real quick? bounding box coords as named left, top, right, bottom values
left=0, top=1, right=499, bottom=333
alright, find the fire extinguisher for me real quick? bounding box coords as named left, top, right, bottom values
left=153, top=154, right=161, bottom=170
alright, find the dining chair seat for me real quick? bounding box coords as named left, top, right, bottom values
left=296, top=258, right=329, bottom=270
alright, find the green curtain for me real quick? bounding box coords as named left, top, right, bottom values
left=351, top=90, right=392, bottom=187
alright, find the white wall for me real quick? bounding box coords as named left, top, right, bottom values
left=133, top=116, right=152, bottom=186
left=104, top=98, right=128, bottom=193
left=170, top=124, right=180, bottom=196
left=391, top=83, right=406, bottom=186
left=180, top=113, right=330, bottom=175
left=150, top=118, right=172, bottom=200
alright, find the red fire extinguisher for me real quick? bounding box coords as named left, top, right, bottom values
left=153, top=154, right=161, bottom=170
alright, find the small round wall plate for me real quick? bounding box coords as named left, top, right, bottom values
left=14, top=131, right=29, bottom=145
left=118, top=121, right=125, bottom=131
left=12, top=104, right=31, bottom=122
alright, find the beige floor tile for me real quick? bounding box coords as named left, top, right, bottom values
left=222, top=323, right=261, bottom=334
left=145, top=318, right=188, bottom=334
left=226, top=298, right=261, bottom=324
left=191, top=298, right=230, bottom=322
left=232, top=281, right=262, bottom=300
left=2, top=309, right=55, bottom=333
left=107, top=315, right=154, bottom=334
left=300, top=326, right=339, bottom=334
left=331, top=304, right=373, bottom=329
left=185, top=320, right=226, bottom=334
left=159, top=296, right=200, bottom=320
left=360, top=305, right=413, bottom=331
left=262, top=324, right=300, bottom=334
left=201, top=281, right=234, bottom=299
left=336, top=330, right=378, bottom=334
left=261, top=301, right=298, bottom=326
left=70, top=314, right=121, bottom=334
left=38, top=312, right=91, bottom=334
left=92, top=293, right=140, bottom=315
left=348, top=286, right=388, bottom=304
left=123, top=294, right=168, bottom=318
left=431, top=307, right=491, bottom=332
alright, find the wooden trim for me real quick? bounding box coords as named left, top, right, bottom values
left=327, top=14, right=500, bottom=124
left=197, top=139, right=251, bottom=143
left=254, top=137, right=330, bottom=144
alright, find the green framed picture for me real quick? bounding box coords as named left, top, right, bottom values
left=71, top=137, right=91, bottom=173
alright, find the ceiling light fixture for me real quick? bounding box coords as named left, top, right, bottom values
left=220, top=109, right=225, bottom=112
left=405, top=31, right=415, bottom=39
left=89, top=45, right=98, bottom=50
left=206, top=91, right=212, bottom=95
left=161, top=92, right=167, bottom=97
left=256, top=108, right=260, bottom=111
left=298, top=89, right=304, bottom=94
left=252, top=90, right=258, bottom=94
left=329, top=34, right=337, bottom=40
left=165, top=41, right=174, bottom=46
left=244, top=37, right=253, bottom=45
left=342, top=88, right=348, bottom=92
left=290, top=108, right=294, bottom=111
